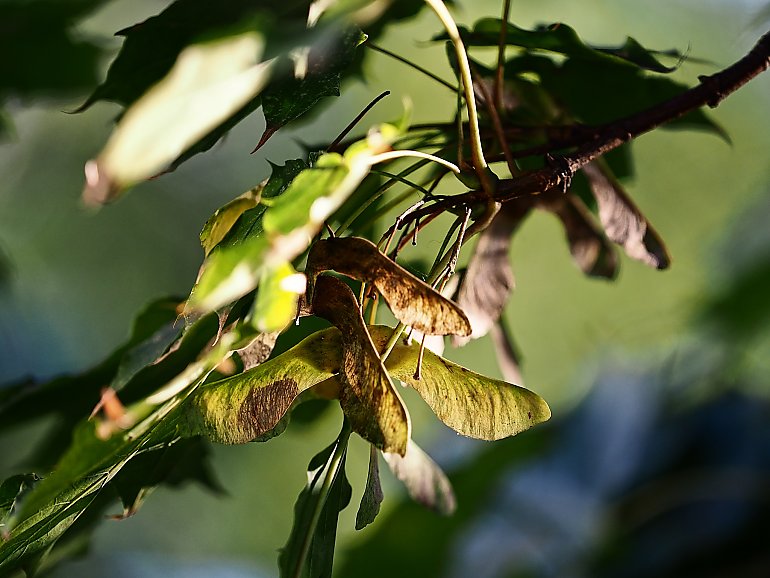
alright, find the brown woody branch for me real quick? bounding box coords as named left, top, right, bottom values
left=401, top=29, right=770, bottom=225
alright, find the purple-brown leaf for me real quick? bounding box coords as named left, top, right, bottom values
left=582, top=161, right=670, bottom=269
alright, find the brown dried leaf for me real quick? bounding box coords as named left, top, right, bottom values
left=312, top=275, right=410, bottom=455
left=307, top=237, right=471, bottom=337
left=583, top=161, right=670, bottom=269
left=538, top=193, right=618, bottom=279
left=454, top=203, right=530, bottom=346
left=383, top=439, right=456, bottom=515
left=236, top=331, right=280, bottom=370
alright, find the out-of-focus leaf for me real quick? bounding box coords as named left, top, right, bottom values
left=253, top=262, right=306, bottom=332
left=454, top=204, right=529, bottom=346
left=0, top=1, right=103, bottom=100
left=257, top=26, right=366, bottom=149
left=311, top=275, right=410, bottom=455
left=582, top=161, right=669, bottom=270
left=489, top=321, right=524, bottom=385
left=370, top=326, right=550, bottom=440
left=83, top=31, right=271, bottom=204
left=111, top=322, right=182, bottom=393
left=356, top=445, right=384, bottom=530
left=279, top=422, right=352, bottom=578
left=383, top=440, right=455, bottom=516
left=538, top=193, right=619, bottom=279
left=445, top=19, right=680, bottom=73
left=0, top=298, right=181, bottom=458
left=200, top=187, right=262, bottom=256
left=184, top=329, right=342, bottom=445
left=111, top=437, right=223, bottom=518
left=307, top=237, right=471, bottom=337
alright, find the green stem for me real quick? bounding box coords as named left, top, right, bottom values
left=424, top=0, right=489, bottom=178
left=292, top=420, right=352, bottom=578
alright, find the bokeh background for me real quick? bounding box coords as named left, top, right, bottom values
left=1, top=1, right=769, bottom=576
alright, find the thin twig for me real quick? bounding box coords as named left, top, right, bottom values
left=366, top=42, right=458, bottom=92
left=328, top=90, right=391, bottom=152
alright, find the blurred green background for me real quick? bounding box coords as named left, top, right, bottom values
left=1, top=1, right=769, bottom=576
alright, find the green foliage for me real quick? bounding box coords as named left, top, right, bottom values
left=1, top=2, right=765, bottom=576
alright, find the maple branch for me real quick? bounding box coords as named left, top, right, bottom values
left=400, top=29, right=770, bottom=224
left=494, top=28, right=770, bottom=203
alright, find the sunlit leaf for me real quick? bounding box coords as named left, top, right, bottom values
left=356, top=445, right=384, bottom=530
left=538, top=193, right=619, bottom=279
left=262, top=153, right=349, bottom=236
left=83, top=32, right=272, bottom=204
left=454, top=204, right=529, bottom=346
left=190, top=127, right=401, bottom=313
left=253, top=262, right=306, bottom=332
left=200, top=187, right=262, bottom=257
left=188, top=235, right=270, bottom=313
left=582, top=161, right=670, bottom=269
left=307, top=237, right=471, bottom=337
left=279, top=422, right=352, bottom=578
left=311, top=275, right=410, bottom=455
left=383, top=440, right=455, bottom=516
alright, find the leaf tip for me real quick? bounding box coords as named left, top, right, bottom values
left=82, top=159, right=120, bottom=207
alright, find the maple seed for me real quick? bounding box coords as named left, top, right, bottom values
left=306, top=236, right=471, bottom=337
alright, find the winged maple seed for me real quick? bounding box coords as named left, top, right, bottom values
left=306, top=236, right=472, bottom=337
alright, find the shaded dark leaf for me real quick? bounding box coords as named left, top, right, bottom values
left=383, top=440, right=455, bottom=516
left=279, top=422, right=352, bottom=578
left=0, top=474, right=40, bottom=537
left=112, top=437, right=223, bottom=518
left=582, top=161, right=670, bottom=269
left=76, top=0, right=276, bottom=111
left=538, top=193, right=619, bottom=279
left=454, top=203, right=530, bottom=346
left=307, top=237, right=471, bottom=337
left=312, top=275, right=410, bottom=455
left=111, top=322, right=183, bottom=393
left=444, top=19, right=681, bottom=72
left=0, top=2, right=104, bottom=100
left=355, top=445, right=384, bottom=530
left=263, top=159, right=309, bottom=198
left=258, top=26, right=367, bottom=149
